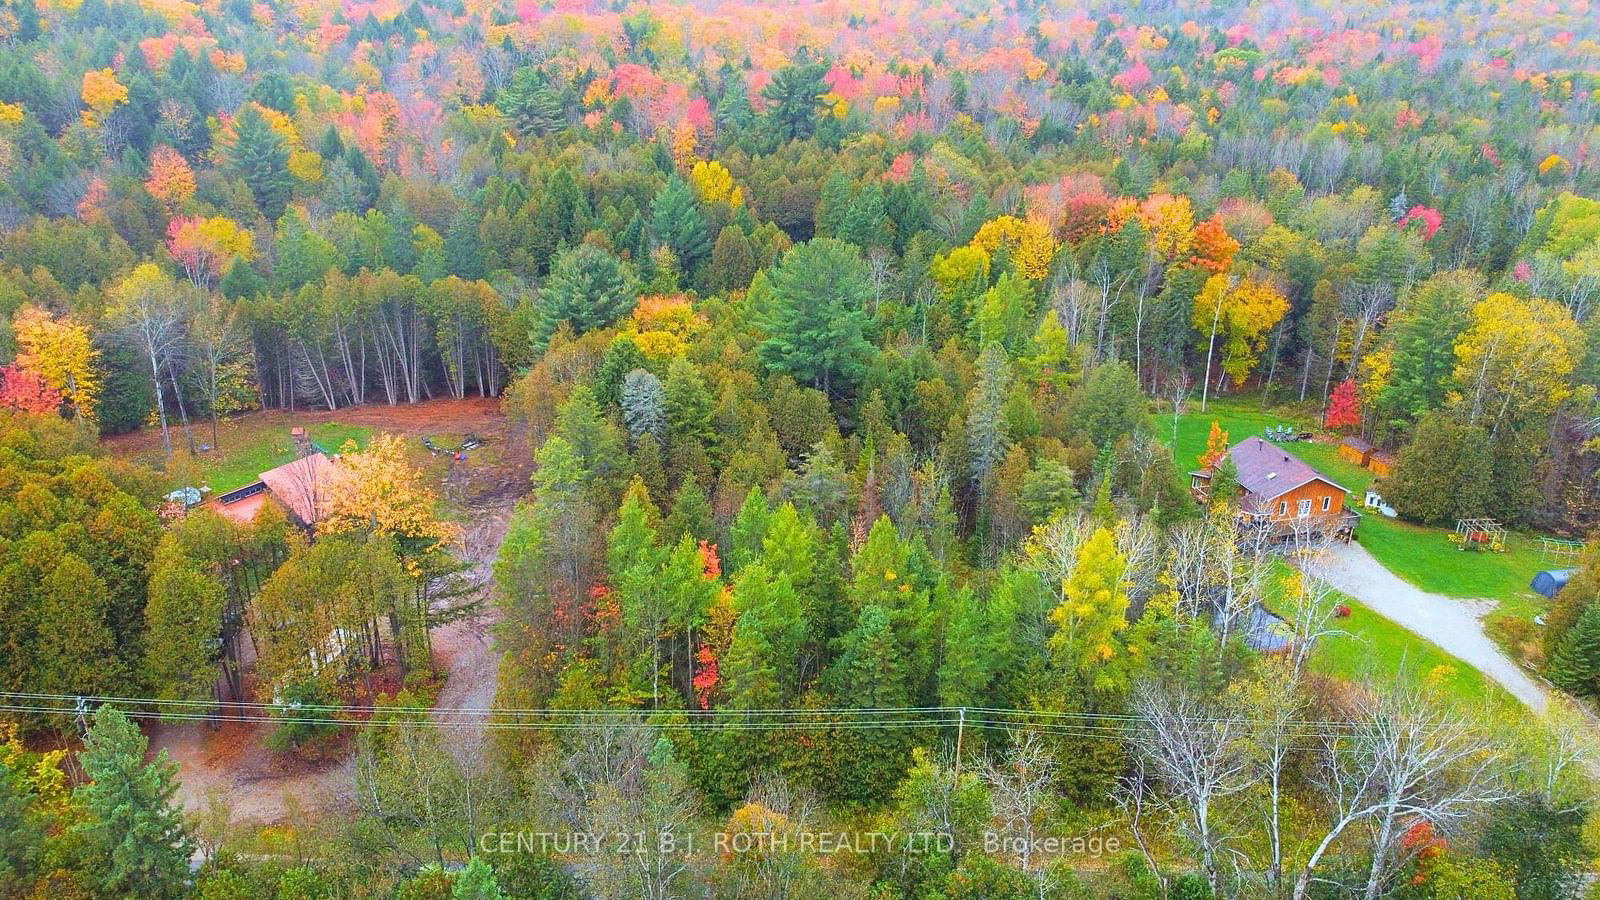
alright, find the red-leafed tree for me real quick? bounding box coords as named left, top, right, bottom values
left=692, top=644, right=719, bottom=709
left=0, top=363, right=65, bottom=414
left=1325, top=379, right=1362, bottom=430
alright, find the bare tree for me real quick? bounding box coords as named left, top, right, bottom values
left=1283, top=532, right=1348, bottom=677
left=865, top=246, right=896, bottom=316
left=1292, top=679, right=1510, bottom=900
left=980, top=732, right=1062, bottom=900
left=1128, top=681, right=1253, bottom=897
left=537, top=719, right=700, bottom=900
left=189, top=293, right=250, bottom=449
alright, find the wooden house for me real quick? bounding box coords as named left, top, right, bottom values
left=1190, top=438, right=1359, bottom=541
left=1338, top=436, right=1374, bottom=467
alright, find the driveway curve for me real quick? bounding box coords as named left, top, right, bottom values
left=1317, top=541, right=1551, bottom=713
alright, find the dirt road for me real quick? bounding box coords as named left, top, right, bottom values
left=1319, top=541, right=1551, bottom=712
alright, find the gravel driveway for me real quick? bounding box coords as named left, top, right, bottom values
left=1317, top=541, right=1551, bottom=712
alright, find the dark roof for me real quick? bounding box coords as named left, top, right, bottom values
left=1340, top=436, right=1374, bottom=453
left=1228, top=438, right=1348, bottom=500
left=1213, top=604, right=1293, bottom=653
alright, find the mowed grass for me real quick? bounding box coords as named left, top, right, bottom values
left=191, top=422, right=372, bottom=493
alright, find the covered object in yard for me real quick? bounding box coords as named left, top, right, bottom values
left=1532, top=569, right=1576, bottom=599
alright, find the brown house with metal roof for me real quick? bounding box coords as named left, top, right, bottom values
left=1190, top=438, right=1359, bottom=541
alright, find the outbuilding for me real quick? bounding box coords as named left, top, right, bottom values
left=1532, top=569, right=1576, bottom=600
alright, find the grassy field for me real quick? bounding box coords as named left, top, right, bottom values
left=1312, top=596, right=1505, bottom=704
left=186, top=422, right=372, bottom=493
left=1253, top=557, right=1512, bottom=710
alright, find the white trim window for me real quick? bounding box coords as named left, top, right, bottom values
left=1278, top=500, right=1287, bottom=516
left=1322, top=495, right=1331, bottom=512
left=1298, top=499, right=1312, bottom=517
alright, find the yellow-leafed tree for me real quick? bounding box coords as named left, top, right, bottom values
left=320, top=433, right=461, bottom=554
left=12, top=306, right=99, bottom=424
left=1047, top=526, right=1131, bottom=693
left=1453, top=292, right=1585, bottom=432
left=971, top=215, right=1058, bottom=280
left=1193, top=274, right=1290, bottom=386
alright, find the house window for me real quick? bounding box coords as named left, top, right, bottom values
left=1278, top=500, right=1287, bottom=516
left=1298, top=499, right=1312, bottom=517
left=1322, top=495, right=1331, bottom=512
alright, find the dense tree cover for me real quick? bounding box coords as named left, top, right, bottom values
left=0, top=0, right=1599, bottom=896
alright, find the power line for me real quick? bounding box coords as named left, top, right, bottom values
left=0, top=690, right=1421, bottom=739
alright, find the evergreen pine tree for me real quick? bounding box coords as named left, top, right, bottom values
left=708, top=225, right=757, bottom=294
left=650, top=174, right=711, bottom=272
left=444, top=208, right=487, bottom=280
left=75, top=705, right=194, bottom=899
left=500, top=68, right=564, bottom=137
left=839, top=179, right=890, bottom=250
left=727, top=486, right=771, bottom=573
left=757, top=238, right=874, bottom=397
left=452, top=856, right=504, bottom=900
left=1547, top=603, right=1600, bottom=696
left=534, top=245, right=638, bottom=348
left=965, top=342, right=1013, bottom=499
left=665, top=473, right=713, bottom=544
left=814, top=170, right=853, bottom=238
left=228, top=104, right=292, bottom=220
left=143, top=537, right=226, bottom=707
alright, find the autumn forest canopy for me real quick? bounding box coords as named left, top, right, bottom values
left=3, top=0, right=1600, bottom=896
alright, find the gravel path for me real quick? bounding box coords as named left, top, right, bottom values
left=1318, top=541, right=1550, bottom=712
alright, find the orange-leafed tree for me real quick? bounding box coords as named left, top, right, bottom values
left=145, top=146, right=197, bottom=212
left=1190, top=216, right=1240, bottom=273
left=166, top=216, right=255, bottom=288
left=12, top=306, right=99, bottom=424
left=1199, top=420, right=1229, bottom=469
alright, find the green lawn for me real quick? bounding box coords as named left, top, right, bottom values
left=1253, top=558, right=1511, bottom=710
left=1312, top=596, right=1509, bottom=707
left=200, top=423, right=372, bottom=493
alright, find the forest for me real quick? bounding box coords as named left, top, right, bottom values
left=2, top=0, right=1600, bottom=896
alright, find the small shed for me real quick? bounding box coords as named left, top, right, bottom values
left=1532, top=569, right=1576, bottom=600
left=1338, top=436, right=1375, bottom=467
left=1368, top=451, right=1395, bottom=478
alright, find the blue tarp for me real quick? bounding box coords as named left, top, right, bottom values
left=1532, top=569, right=1576, bottom=599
